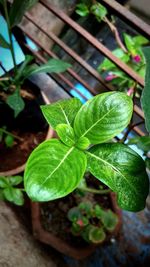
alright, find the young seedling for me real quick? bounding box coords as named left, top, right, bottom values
left=67, top=201, right=118, bottom=244
left=0, top=0, right=71, bottom=117
left=24, top=91, right=149, bottom=212
left=0, top=175, right=24, bottom=205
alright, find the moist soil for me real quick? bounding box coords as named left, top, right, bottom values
left=41, top=177, right=113, bottom=249
left=0, top=80, right=48, bottom=172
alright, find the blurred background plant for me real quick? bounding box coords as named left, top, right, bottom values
left=68, top=200, right=118, bottom=244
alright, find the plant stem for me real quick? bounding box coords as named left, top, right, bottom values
left=0, top=128, right=23, bottom=141
left=78, top=186, right=111, bottom=194
left=103, top=17, right=127, bottom=53
left=0, top=62, right=7, bottom=74
left=120, top=121, right=144, bottom=143
left=3, top=0, right=18, bottom=76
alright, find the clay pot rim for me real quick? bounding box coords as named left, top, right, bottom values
left=0, top=91, right=54, bottom=177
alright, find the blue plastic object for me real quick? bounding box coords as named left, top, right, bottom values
left=0, top=15, right=25, bottom=76
left=70, top=83, right=93, bottom=103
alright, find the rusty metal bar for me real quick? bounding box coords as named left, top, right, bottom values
left=101, top=0, right=150, bottom=39
left=22, top=40, right=145, bottom=137
left=22, top=40, right=89, bottom=101
left=40, top=0, right=144, bottom=87
left=24, top=13, right=114, bottom=92
left=21, top=23, right=144, bottom=120
left=20, top=26, right=91, bottom=100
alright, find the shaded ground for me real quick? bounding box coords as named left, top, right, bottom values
left=0, top=201, right=65, bottom=267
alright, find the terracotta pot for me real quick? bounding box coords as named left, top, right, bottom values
left=31, top=193, right=122, bottom=260
left=0, top=91, right=54, bottom=177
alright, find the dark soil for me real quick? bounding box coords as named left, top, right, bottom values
left=41, top=177, right=112, bottom=249
left=0, top=80, right=48, bottom=172
left=0, top=131, right=47, bottom=171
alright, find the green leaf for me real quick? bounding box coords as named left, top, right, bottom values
left=141, top=47, right=150, bottom=132
left=4, top=135, right=14, bottom=147
left=41, top=98, right=82, bottom=130
left=56, top=124, right=75, bottom=147
left=9, top=176, right=23, bottom=186
left=87, top=143, right=149, bottom=211
left=101, top=209, right=118, bottom=232
left=3, top=188, right=24, bottom=206
left=24, top=59, right=71, bottom=79
left=145, top=158, right=150, bottom=170
left=0, top=190, right=4, bottom=200
left=123, top=33, right=136, bottom=54
left=24, top=139, right=87, bottom=202
left=76, top=136, right=90, bottom=150
left=15, top=55, right=33, bottom=82
left=91, top=3, right=107, bottom=22
left=9, top=0, right=39, bottom=27
left=98, top=48, right=130, bottom=71
left=0, top=176, right=9, bottom=188
left=74, top=92, right=133, bottom=144
left=128, top=136, right=150, bottom=152
left=133, top=35, right=149, bottom=47
left=88, top=226, right=106, bottom=244
left=67, top=207, right=82, bottom=222
left=6, top=89, right=25, bottom=117
left=94, top=204, right=103, bottom=218
left=79, top=201, right=93, bottom=214
left=76, top=3, right=90, bottom=17
left=0, top=34, right=10, bottom=49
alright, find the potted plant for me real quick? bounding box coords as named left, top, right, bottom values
left=23, top=91, right=149, bottom=258
left=0, top=0, right=71, bottom=175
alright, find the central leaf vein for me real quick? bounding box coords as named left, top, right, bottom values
left=59, top=103, right=70, bottom=125
left=81, top=105, right=117, bottom=137
left=41, top=146, right=74, bottom=186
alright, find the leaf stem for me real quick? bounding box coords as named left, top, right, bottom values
left=120, top=121, right=144, bottom=143
left=103, top=17, right=127, bottom=53
left=78, top=186, right=111, bottom=194
left=3, top=0, right=18, bottom=76
left=0, top=127, right=23, bottom=141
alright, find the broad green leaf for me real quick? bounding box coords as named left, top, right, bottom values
left=128, top=136, right=150, bottom=152
left=88, top=226, right=106, bottom=244
left=141, top=47, right=150, bottom=132
left=56, top=124, right=75, bottom=147
left=123, top=33, right=136, bottom=54
left=24, top=139, right=87, bottom=202
left=4, top=135, right=14, bottom=147
left=0, top=176, right=9, bottom=188
left=9, top=0, right=39, bottom=27
left=87, top=143, right=149, bottom=211
left=76, top=136, right=90, bottom=150
left=41, top=98, right=82, bottom=130
left=133, top=35, right=149, bottom=47
left=98, top=48, right=130, bottom=71
left=101, top=209, right=118, bottom=232
left=74, top=92, right=133, bottom=144
left=0, top=34, right=10, bottom=49
left=6, top=89, right=25, bottom=117
left=9, top=176, right=23, bottom=186
left=91, top=3, right=107, bottom=22
left=3, top=188, right=24, bottom=206
left=76, top=3, right=90, bottom=17
left=24, top=59, right=71, bottom=79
